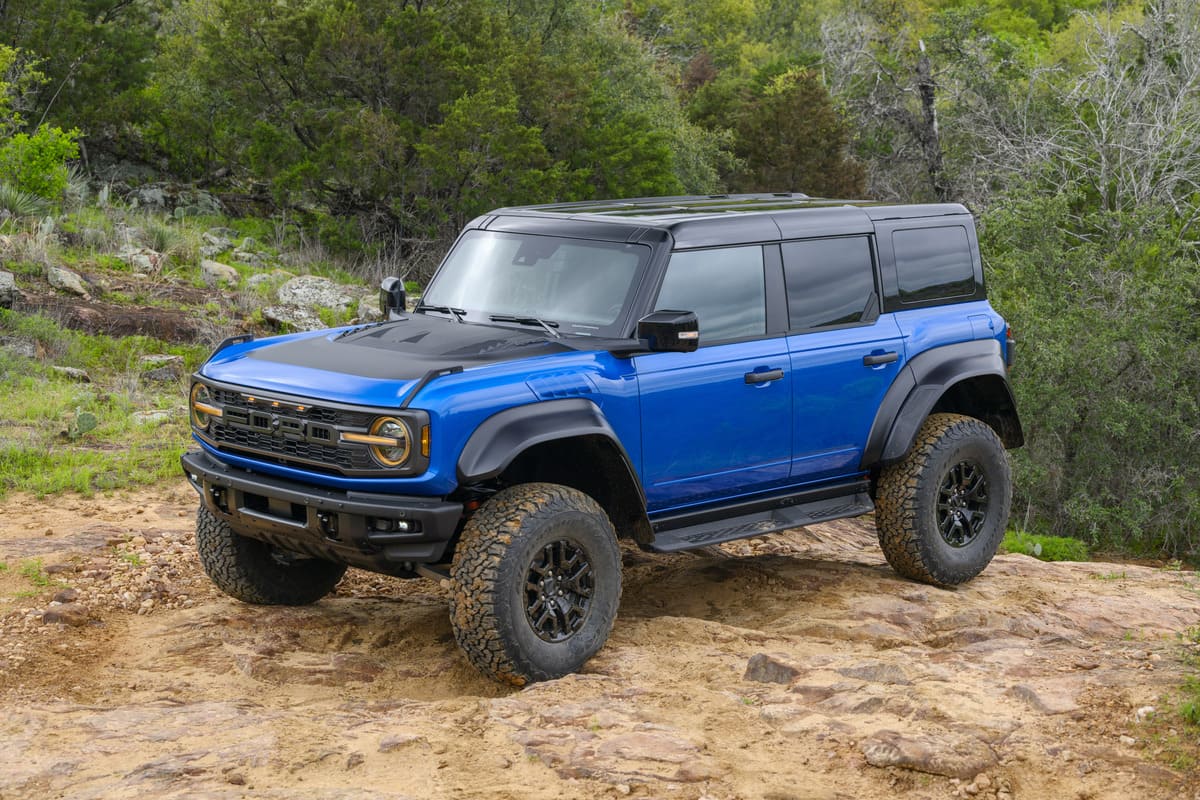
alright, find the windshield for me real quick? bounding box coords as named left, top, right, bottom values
left=422, top=230, right=649, bottom=336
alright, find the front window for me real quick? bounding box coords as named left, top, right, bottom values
left=422, top=230, right=650, bottom=336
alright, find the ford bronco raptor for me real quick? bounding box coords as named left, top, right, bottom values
left=182, top=194, right=1022, bottom=685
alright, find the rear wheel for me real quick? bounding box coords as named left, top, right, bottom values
left=195, top=505, right=346, bottom=605
left=449, top=483, right=621, bottom=685
left=875, top=413, right=1011, bottom=587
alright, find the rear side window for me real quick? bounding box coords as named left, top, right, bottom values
left=893, top=226, right=975, bottom=303
left=656, top=246, right=765, bottom=342
left=783, top=236, right=876, bottom=330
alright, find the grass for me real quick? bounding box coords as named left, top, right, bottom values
left=19, top=558, right=50, bottom=587
left=0, top=314, right=202, bottom=498
left=1002, top=529, right=1090, bottom=562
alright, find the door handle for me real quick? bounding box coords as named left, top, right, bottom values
left=862, top=351, right=898, bottom=366
left=744, top=368, right=784, bottom=384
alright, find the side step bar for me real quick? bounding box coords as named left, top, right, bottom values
left=646, top=482, right=873, bottom=554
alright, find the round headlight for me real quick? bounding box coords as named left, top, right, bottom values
left=369, top=417, right=411, bottom=467
left=190, top=383, right=213, bottom=430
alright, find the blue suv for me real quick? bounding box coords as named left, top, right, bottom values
left=182, top=194, right=1022, bottom=684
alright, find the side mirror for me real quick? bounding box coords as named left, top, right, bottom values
left=637, top=310, right=700, bottom=352
left=379, top=276, right=406, bottom=318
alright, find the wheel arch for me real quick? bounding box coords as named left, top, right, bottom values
left=862, top=339, right=1023, bottom=470
left=457, top=399, right=651, bottom=544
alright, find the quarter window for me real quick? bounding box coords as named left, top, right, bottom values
left=656, top=246, right=765, bottom=342
left=893, top=226, right=975, bottom=303
left=782, top=236, right=876, bottom=330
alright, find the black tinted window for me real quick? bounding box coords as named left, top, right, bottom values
left=783, top=236, right=875, bottom=330
left=893, top=226, right=975, bottom=303
left=656, top=246, right=765, bottom=342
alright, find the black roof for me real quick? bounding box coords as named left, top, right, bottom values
left=480, top=194, right=972, bottom=249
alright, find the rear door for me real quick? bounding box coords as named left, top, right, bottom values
left=782, top=235, right=906, bottom=483
left=635, top=245, right=792, bottom=512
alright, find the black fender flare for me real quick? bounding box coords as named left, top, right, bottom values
left=860, top=339, right=1022, bottom=469
left=456, top=398, right=645, bottom=505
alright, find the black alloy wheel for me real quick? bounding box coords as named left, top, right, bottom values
left=936, top=460, right=990, bottom=548
left=524, top=539, right=595, bottom=643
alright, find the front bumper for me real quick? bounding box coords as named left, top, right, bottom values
left=181, top=450, right=463, bottom=573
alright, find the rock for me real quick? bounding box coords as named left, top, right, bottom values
left=52, top=588, right=79, bottom=603
left=139, top=355, right=184, bottom=383
left=200, top=259, right=239, bottom=287
left=134, top=186, right=169, bottom=209
left=140, top=354, right=184, bottom=369
left=861, top=730, right=997, bottom=779
left=118, top=247, right=162, bottom=275
left=1135, top=705, right=1155, bottom=723
left=595, top=732, right=698, bottom=764
left=378, top=734, right=425, bottom=753
left=745, top=653, right=802, bottom=684
left=262, top=305, right=325, bottom=332
left=0, top=270, right=15, bottom=308
left=358, top=295, right=385, bottom=322
left=175, top=190, right=224, bottom=217
left=1, top=337, right=36, bottom=358
left=51, top=366, right=91, bottom=382
left=277, top=275, right=358, bottom=313
left=132, top=410, right=173, bottom=425
left=1007, top=683, right=1079, bottom=715
left=47, top=266, right=88, bottom=296
left=42, top=603, right=90, bottom=627
left=141, top=368, right=180, bottom=383
left=206, top=226, right=238, bottom=241
left=836, top=662, right=911, bottom=685
left=231, top=249, right=264, bottom=266
left=1119, top=735, right=1136, bottom=746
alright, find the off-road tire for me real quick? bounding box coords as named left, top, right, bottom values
left=876, top=413, right=1011, bottom=588
left=449, top=483, right=621, bottom=686
left=195, top=505, right=346, bottom=605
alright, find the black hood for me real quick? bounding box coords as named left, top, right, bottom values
left=247, top=317, right=574, bottom=381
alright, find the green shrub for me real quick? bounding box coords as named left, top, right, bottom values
left=1002, top=530, right=1090, bottom=562
left=0, top=126, right=81, bottom=200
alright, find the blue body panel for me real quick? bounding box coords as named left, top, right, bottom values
left=633, top=338, right=793, bottom=512
left=787, top=314, right=906, bottom=482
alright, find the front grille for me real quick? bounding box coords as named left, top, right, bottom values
left=209, top=424, right=374, bottom=471
left=205, top=388, right=378, bottom=474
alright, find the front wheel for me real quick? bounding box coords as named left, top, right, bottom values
left=449, top=483, right=622, bottom=685
left=875, top=413, right=1012, bottom=587
left=195, top=505, right=347, bottom=605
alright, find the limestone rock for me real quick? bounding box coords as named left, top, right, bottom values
left=744, top=653, right=802, bottom=684
left=861, top=730, right=997, bottom=779
left=1007, top=683, right=1080, bottom=715
left=0, top=270, right=15, bottom=308
left=51, top=365, right=91, bottom=382
left=200, top=259, right=239, bottom=287
left=358, top=295, right=385, bottom=322
left=118, top=247, right=162, bottom=275
left=42, top=603, right=90, bottom=627
left=263, top=305, right=325, bottom=332
left=278, top=275, right=358, bottom=313
left=836, top=661, right=911, bottom=685
left=47, top=266, right=88, bottom=296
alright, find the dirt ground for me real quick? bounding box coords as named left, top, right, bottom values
left=1, top=480, right=1198, bottom=800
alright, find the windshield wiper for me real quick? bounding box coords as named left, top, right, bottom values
left=414, top=303, right=465, bottom=323
left=489, top=314, right=561, bottom=338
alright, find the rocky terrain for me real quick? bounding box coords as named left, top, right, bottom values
left=1, top=481, right=1198, bottom=800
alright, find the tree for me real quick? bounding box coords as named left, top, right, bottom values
left=727, top=66, right=865, bottom=196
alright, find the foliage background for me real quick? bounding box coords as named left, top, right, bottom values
left=1, top=0, right=1198, bottom=560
